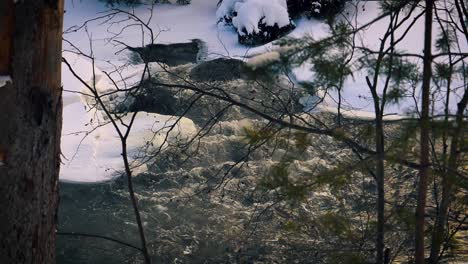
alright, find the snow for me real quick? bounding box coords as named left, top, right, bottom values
left=232, top=0, right=291, bottom=36
left=287, top=1, right=467, bottom=118
left=62, top=0, right=305, bottom=62
left=216, top=0, right=243, bottom=23
left=0, top=75, right=12, bottom=87
left=61, top=54, right=197, bottom=182
left=61, top=106, right=197, bottom=183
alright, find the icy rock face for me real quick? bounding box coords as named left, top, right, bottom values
left=217, top=0, right=295, bottom=45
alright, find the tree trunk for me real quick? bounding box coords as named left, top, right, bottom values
left=375, top=116, right=385, bottom=264
left=429, top=90, right=468, bottom=264
left=0, top=0, right=64, bottom=263
left=415, top=0, right=434, bottom=263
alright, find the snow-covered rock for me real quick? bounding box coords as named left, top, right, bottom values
left=232, top=0, right=290, bottom=37
left=220, top=0, right=294, bottom=45
left=216, top=0, right=244, bottom=25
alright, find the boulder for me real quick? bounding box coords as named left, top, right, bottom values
left=128, top=39, right=207, bottom=66
left=232, top=0, right=294, bottom=46
left=189, top=58, right=247, bottom=82
left=127, top=80, right=179, bottom=115
left=217, top=0, right=295, bottom=46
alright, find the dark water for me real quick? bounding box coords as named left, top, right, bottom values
left=57, top=179, right=142, bottom=263
left=56, top=169, right=272, bottom=264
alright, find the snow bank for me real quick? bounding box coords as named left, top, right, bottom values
left=61, top=54, right=197, bottom=182
left=64, top=0, right=296, bottom=61
left=232, top=0, right=290, bottom=36
left=61, top=108, right=197, bottom=182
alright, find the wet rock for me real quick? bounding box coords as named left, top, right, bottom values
left=127, top=81, right=179, bottom=115
left=128, top=39, right=207, bottom=66
left=124, top=62, right=305, bottom=127
left=189, top=58, right=247, bottom=82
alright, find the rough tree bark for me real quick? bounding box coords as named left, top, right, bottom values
left=0, top=0, right=64, bottom=263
